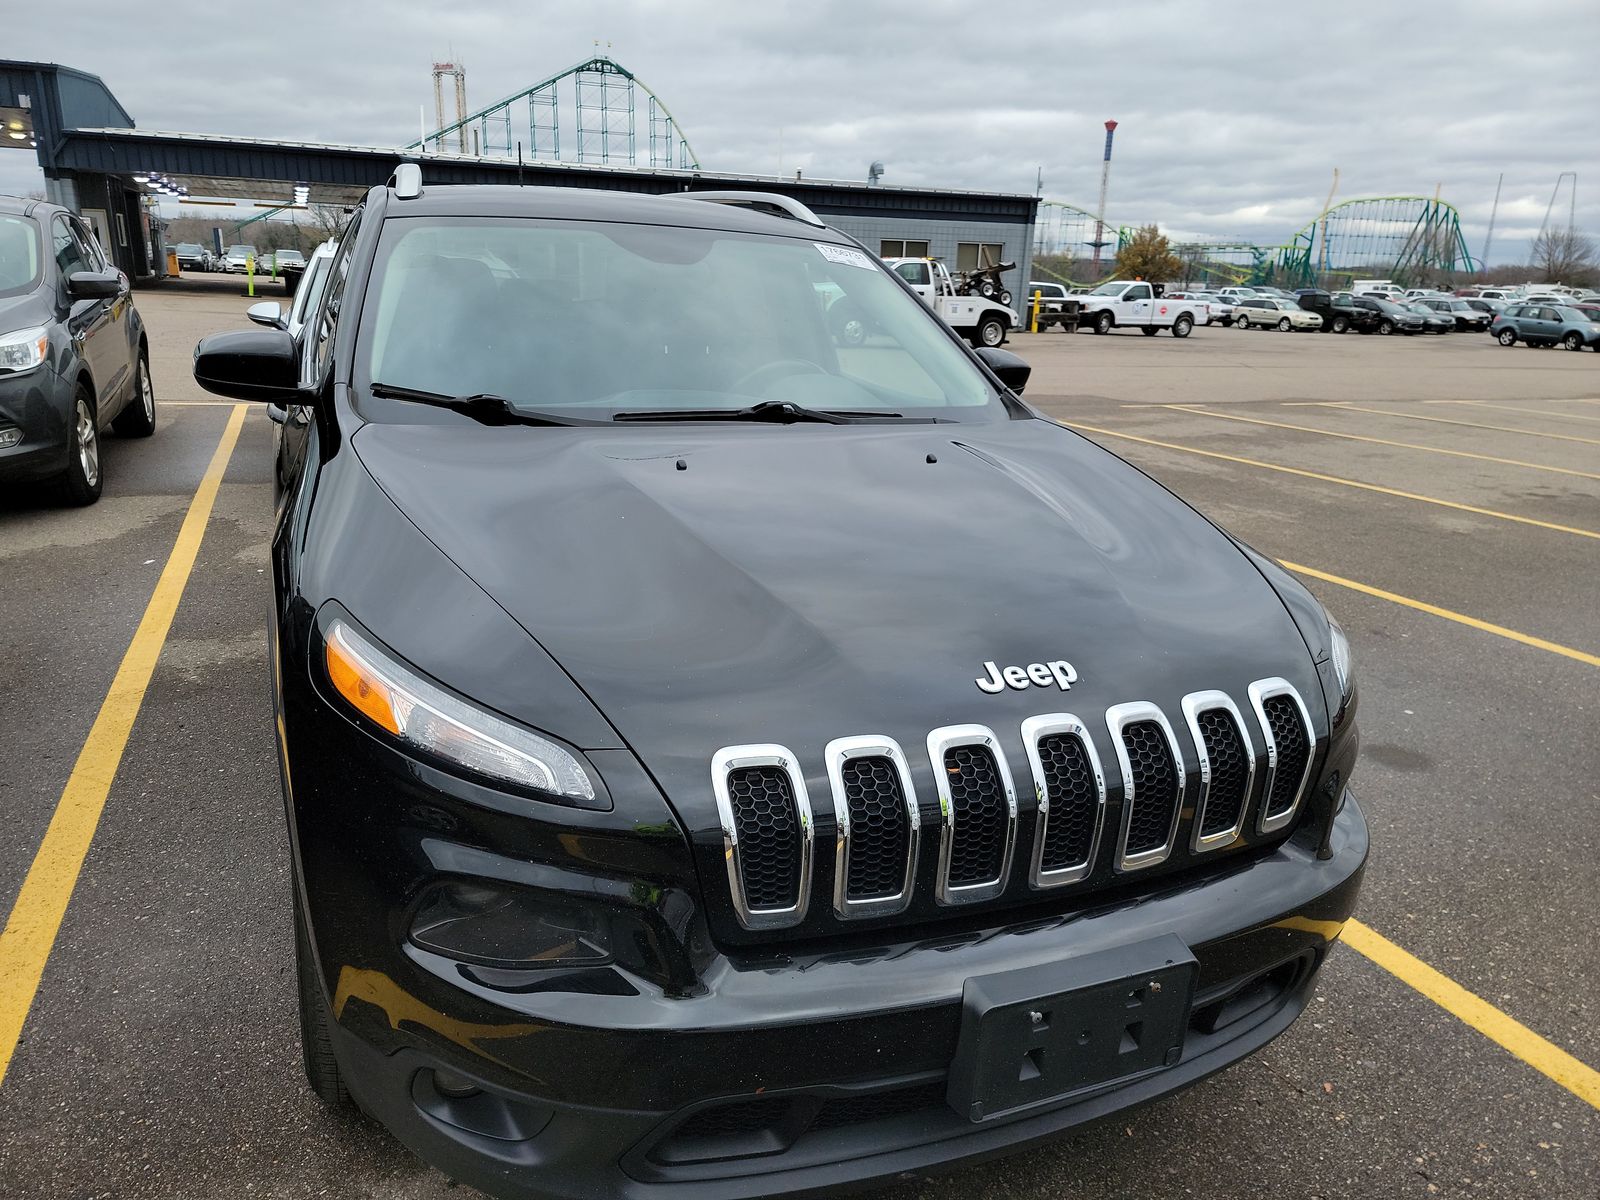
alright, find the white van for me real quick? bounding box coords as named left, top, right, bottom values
left=1352, top=279, right=1404, bottom=299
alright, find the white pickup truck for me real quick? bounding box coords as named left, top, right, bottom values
left=1074, top=280, right=1205, bottom=337
left=883, top=257, right=1020, bottom=347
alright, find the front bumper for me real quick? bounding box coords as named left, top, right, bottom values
left=309, top=788, right=1368, bottom=1200
left=0, top=367, right=71, bottom=484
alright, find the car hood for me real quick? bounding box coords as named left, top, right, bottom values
left=0, top=290, right=49, bottom=334
left=352, top=416, right=1317, bottom=827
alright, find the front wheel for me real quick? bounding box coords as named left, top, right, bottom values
left=1332, top=315, right=1350, bottom=334
left=1234, top=314, right=1250, bottom=329
left=1277, top=317, right=1292, bottom=332
left=1563, top=331, right=1585, bottom=351
left=974, top=317, right=1006, bottom=348
left=1497, top=328, right=1516, bottom=346
left=296, top=896, right=352, bottom=1110
left=1172, top=314, right=1194, bottom=338
left=112, top=350, right=156, bottom=437
left=1378, top=319, right=1395, bottom=335
left=1094, top=311, right=1114, bottom=335
left=57, top=391, right=102, bottom=507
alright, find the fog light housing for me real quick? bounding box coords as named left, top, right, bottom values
left=0, top=427, right=20, bottom=449
left=408, top=882, right=613, bottom=970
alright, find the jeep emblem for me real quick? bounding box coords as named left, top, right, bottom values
left=975, top=659, right=1078, bottom=695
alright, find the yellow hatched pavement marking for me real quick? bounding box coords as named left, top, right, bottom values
left=1164, top=405, right=1600, bottom=482
left=1343, top=920, right=1600, bottom=1111
left=1061, top=422, right=1600, bottom=542
left=0, top=405, right=248, bottom=1085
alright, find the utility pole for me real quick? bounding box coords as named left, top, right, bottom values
left=1090, top=120, right=1118, bottom=269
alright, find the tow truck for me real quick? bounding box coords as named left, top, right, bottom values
left=1074, top=280, right=1206, bottom=337
left=883, top=256, right=1020, bottom=347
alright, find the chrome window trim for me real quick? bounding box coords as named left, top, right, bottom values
left=1180, top=690, right=1257, bottom=854
left=926, top=724, right=1017, bottom=905
left=710, top=744, right=814, bottom=931
left=1247, top=678, right=1317, bottom=835
left=1105, top=701, right=1186, bottom=872
left=1020, top=714, right=1106, bottom=888
left=824, top=735, right=921, bottom=920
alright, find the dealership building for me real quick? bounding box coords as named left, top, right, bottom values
left=0, top=59, right=1038, bottom=298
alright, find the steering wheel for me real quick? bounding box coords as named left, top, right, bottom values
left=731, top=359, right=826, bottom=395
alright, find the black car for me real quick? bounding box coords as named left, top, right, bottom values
left=0, top=195, right=154, bottom=504
left=194, top=169, right=1366, bottom=1200
left=1347, top=294, right=1425, bottom=335
left=1296, top=289, right=1382, bottom=334
left=172, top=241, right=210, bottom=272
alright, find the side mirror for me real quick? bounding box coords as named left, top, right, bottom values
left=67, top=270, right=121, bottom=299
left=974, top=345, right=1031, bottom=394
left=247, top=300, right=286, bottom=329
left=193, top=327, right=304, bottom=403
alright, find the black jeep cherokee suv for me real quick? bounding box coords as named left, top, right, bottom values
left=195, top=168, right=1366, bottom=1200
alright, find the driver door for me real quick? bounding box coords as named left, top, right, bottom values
left=1123, top=283, right=1152, bottom=323
left=52, top=215, right=122, bottom=413
left=893, top=260, right=934, bottom=307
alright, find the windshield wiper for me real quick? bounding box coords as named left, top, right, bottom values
left=370, top=382, right=593, bottom=427
left=612, top=400, right=913, bottom=424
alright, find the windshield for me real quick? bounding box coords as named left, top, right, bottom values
left=0, top=215, right=43, bottom=298
left=1089, top=281, right=1127, bottom=295
left=174, top=243, right=203, bottom=254
left=361, top=218, right=1001, bottom=420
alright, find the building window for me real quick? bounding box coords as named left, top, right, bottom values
left=880, top=239, right=929, bottom=258
left=956, top=242, right=1005, bottom=271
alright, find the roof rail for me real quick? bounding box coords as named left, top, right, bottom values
left=669, top=190, right=826, bottom=228
left=388, top=162, right=423, bottom=200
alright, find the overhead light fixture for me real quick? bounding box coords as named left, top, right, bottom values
left=132, top=174, right=148, bottom=184
left=6, top=131, right=25, bottom=141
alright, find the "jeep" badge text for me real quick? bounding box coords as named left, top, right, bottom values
left=975, top=659, right=1078, bottom=694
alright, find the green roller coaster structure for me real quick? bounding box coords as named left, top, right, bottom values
left=1037, top=196, right=1476, bottom=287
left=407, top=55, right=700, bottom=171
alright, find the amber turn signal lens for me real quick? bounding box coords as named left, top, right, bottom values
left=325, top=627, right=402, bottom=734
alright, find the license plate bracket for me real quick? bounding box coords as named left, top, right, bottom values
left=947, top=933, right=1197, bottom=1122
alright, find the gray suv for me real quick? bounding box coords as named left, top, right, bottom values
left=0, top=196, right=154, bottom=505
left=1490, top=304, right=1600, bottom=351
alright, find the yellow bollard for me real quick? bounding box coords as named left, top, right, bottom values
left=246, top=255, right=255, bottom=298
left=1030, top=289, right=1041, bottom=334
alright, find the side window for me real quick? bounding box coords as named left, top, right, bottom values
left=310, top=208, right=364, bottom=383
left=893, top=261, right=930, bottom=287
left=69, top=218, right=108, bottom=270
left=955, top=242, right=1004, bottom=271
left=1125, top=284, right=1152, bottom=301
left=880, top=239, right=930, bottom=259
left=52, top=216, right=91, bottom=279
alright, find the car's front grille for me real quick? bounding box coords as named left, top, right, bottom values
left=711, top=680, right=1317, bottom=931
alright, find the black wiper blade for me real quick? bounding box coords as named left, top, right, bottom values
left=369, top=382, right=591, bottom=427
left=612, top=400, right=908, bottom=424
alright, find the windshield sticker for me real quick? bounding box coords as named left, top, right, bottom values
left=816, top=243, right=876, bottom=271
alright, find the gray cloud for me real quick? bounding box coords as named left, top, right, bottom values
left=3, top=0, right=1594, bottom=262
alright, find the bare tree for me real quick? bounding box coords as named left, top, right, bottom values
left=1530, top=227, right=1598, bottom=286
left=306, top=204, right=350, bottom=242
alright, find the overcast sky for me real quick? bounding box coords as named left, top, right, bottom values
left=3, top=1, right=1595, bottom=263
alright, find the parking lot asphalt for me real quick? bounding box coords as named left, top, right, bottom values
left=1, top=281, right=1597, bottom=1198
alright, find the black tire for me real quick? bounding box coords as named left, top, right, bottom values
left=56, top=389, right=102, bottom=507
left=1234, top=314, right=1250, bottom=329
left=1277, top=317, right=1292, bottom=332
left=978, top=280, right=997, bottom=299
left=999, top=289, right=1012, bottom=307
left=1332, top=315, right=1350, bottom=334
left=1497, top=328, right=1517, bottom=346
left=1378, top=319, right=1395, bottom=336
left=1563, top=331, right=1584, bottom=351
left=111, top=349, right=156, bottom=437
left=1094, top=311, right=1114, bottom=335
left=974, top=316, right=1006, bottom=348
left=1172, top=314, right=1194, bottom=338
left=1141, top=325, right=1159, bottom=336
left=295, top=895, right=352, bottom=1109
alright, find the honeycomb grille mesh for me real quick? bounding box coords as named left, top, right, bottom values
left=1036, top=733, right=1099, bottom=871
left=1262, top=695, right=1311, bottom=817
left=727, top=767, right=801, bottom=910
left=1121, top=721, right=1179, bottom=856
left=943, top=744, right=1008, bottom=885
left=841, top=756, right=911, bottom=901
left=1197, top=709, right=1250, bottom=838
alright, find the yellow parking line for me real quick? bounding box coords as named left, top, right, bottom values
left=1061, top=422, right=1600, bottom=542
left=1281, top=560, right=1600, bottom=669
left=1319, top=403, right=1600, bottom=447
left=1343, top=920, right=1600, bottom=1110
left=1465, top=401, right=1600, bottom=425
left=1166, top=405, right=1600, bottom=482
left=0, top=404, right=248, bottom=1085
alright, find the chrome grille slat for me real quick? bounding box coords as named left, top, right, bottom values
left=1021, top=714, right=1106, bottom=888
left=1106, top=702, right=1186, bottom=872
left=1181, top=690, right=1257, bottom=853
left=927, top=725, right=1017, bottom=905
left=711, top=745, right=814, bottom=931
left=825, top=736, right=921, bottom=920
left=1247, top=679, right=1316, bottom=834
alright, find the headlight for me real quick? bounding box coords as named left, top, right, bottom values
left=0, top=326, right=49, bottom=375
left=1327, top=613, right=1353, bottom=700
left=323, top=616, right=596, bottom=803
